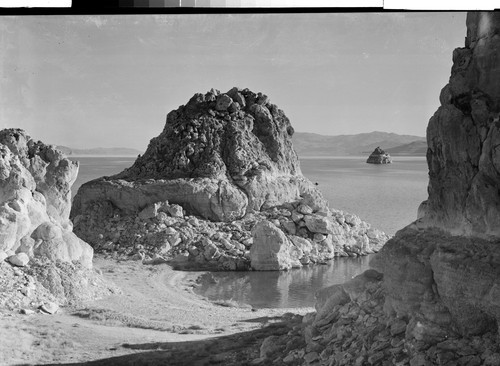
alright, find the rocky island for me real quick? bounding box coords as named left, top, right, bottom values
left=71, top=87, right=388, bottom=271
left=366, top=146, right=392, bottom=164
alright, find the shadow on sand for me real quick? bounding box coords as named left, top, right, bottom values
left=38, top=319, right=297, bottom=366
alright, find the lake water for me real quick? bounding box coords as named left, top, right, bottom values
left=71, top=156, right=136, bottom=197
left=196, top=256, right=371, bottom=308
left=70, top=155, right=429, bottom=308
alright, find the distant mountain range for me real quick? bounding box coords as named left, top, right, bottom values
left=292, top=131, right=427, bottom=156
left=385, top=140, right=428, bottom=156
left=57, top=131, right=427, bottom=158
left=56, top=146, right=142, bottom=156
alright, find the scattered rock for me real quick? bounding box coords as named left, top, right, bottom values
left=7, top=253, right=29, bottom=267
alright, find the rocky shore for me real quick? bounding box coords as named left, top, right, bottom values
left=2, top=11, right=500, bottom=366
left=71, top=87, right=388, bottom=271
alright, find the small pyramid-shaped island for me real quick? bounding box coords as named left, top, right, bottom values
left=366, top=146, right=392, bottom=164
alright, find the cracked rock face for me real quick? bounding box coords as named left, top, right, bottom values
left=371, top=11, right=500, bottom=341
left=422, top=12, right=500, bottom=238
left=72, top=87, right=327, bottom=223
left=262, top=12, right=500, bottom=365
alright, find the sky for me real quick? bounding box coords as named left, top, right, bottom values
left=0, top=12, right=466, bottom=150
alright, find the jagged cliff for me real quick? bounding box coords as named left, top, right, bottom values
left=371, top=10, right=500, bottom=344
left=71, top=88, right=389, bottom=271
left=261, top=12, right=500, bottom=366
left=419, top=12, right=500, bottom=238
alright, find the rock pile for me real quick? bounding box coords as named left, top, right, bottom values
left=366, top=147, right=392, bottom=164
left=0, top=129, right=110, bottom=311
left=262, top=12, right=500, bottom=365
left=73, top=196, right=387, bottom=271
left=263, top=269, right=499, bottom=366
left=72, top=88, right=389, bottom=270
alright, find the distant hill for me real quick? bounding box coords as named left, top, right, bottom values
left=385, top=140, right=428, bottom=156
left=57, top=146, right=142, bottom=157
left=292, top=131, right=426, bottom=156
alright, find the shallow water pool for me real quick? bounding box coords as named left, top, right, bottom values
left=194, top=255, right=372, bottom=308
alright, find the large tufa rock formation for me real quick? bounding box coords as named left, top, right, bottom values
left=366, top=146, right=392, bottom=164
left=419, top=12, right=500, bottom=238
left=0, top=129, right=110, bottom=310
left=0, top=129, right=92, bottom=268
left=71, top=88, right=388, bottom=270
left=268, top=12, right=500, bottom=366
left=73, top=88, right=323, bottom=223
left=372, top=12, right=500, bottom=340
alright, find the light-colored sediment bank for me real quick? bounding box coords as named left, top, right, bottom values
left=0, top=255, right=312, bottom=365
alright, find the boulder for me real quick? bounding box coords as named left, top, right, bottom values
left=366, top=146, right=392, bottom=164
left=303, top=214, right=335, bottom=234
left=250, top=220, right=300, bottom=270
left=7, top=252, right=29, bottom=267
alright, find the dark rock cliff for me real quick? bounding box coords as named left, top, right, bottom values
left=371, top=11, right=500, bottom=341
left=267, top=12, right=500, bottom=366
left=422, top=12, right=500, bottom=238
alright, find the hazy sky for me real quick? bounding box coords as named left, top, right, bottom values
left=0, top=13, right=466, bottom=150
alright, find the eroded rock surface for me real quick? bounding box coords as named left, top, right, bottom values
left=0, top=129, right=110, bottom=311
left=0, top=129, right=92, bottom=268
left=72, top=88, right=315, bottom=223
left=266, top=12, right=500, bottom=366
left=420, top=12, right=500, bottom=238
left=71, top=88, right=388, bottom=270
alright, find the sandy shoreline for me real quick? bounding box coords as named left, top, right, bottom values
left=0, top=255, right=313, bottom=365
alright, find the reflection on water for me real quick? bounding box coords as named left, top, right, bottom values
left=194, top=256, right=372, bottom=308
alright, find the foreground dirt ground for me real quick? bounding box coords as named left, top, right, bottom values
left=0, top=255, right=312, bottom=365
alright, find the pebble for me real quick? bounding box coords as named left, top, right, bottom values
left=20, top=309, right=35, bottom=315
left=40, top=302, right=59, bottom=314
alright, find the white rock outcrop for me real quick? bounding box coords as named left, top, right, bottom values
left=0, top=129, right=92, bottom=268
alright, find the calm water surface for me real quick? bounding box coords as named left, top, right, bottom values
left=299, top=156, right=428, bottom=237
left=71, top=156, right=136, bottom=197
left=196, top=256, right=371, bottom=308
left=71, top=155, right=429, bottom=308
